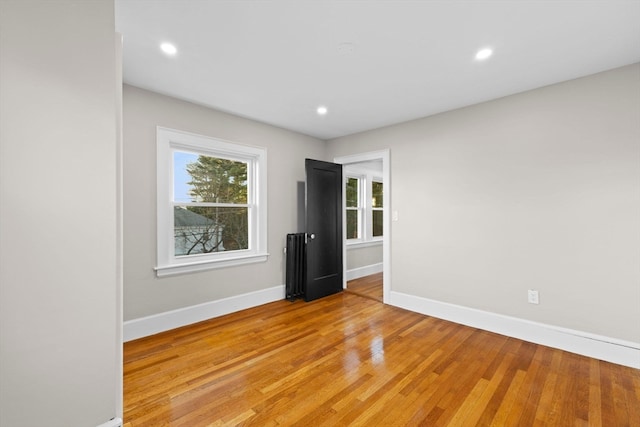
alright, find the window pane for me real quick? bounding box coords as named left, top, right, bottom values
left=346, top=210, right=359, bottom=239
left=174, top=151, right=247, bottom=204
left=346, top=177, right=359, bottom=208
left=372, top=181, right=383, bottom=208
left=174, top=206, right=248, bottom=256
left=373, top=210, right=383, bottom=237
left=173, top=151, right=199, bottom=203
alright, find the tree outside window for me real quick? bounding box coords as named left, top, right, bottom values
left=346, top=177, right=361, bottom=239
left=372, top=181, right=383, bottom=237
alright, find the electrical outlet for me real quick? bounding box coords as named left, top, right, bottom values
left=527, top=290, right=539, bottom=304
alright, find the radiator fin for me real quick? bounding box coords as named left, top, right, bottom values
left=285, top=233, right=306, bottom=301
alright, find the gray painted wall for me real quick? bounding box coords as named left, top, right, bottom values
left=0, top=1, right=120, bottom=425
left=123, top=85, right=326, bottom=320
left=327, top=64, right=640, bottom=343
left=347, top=244, right=383, bottom=270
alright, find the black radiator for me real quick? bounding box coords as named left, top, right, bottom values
left=285, top=233, right=306, bottom=301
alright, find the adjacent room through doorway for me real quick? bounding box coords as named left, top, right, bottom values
left=335, top=150, right=390, bottom=303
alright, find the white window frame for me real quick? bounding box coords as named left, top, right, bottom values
left=156, top=127, right=268, bottom=277
left=371, top=179, right=384, bottom=239
left=346, top=175, right=364, bottom=241
left=345, top=171, right=383, bottom=248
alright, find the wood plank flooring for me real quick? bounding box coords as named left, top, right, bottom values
left=346, top=273, right=383, bottom=302
left=124, top=279, right=640, bottom=426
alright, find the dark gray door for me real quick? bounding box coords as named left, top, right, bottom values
left=305, top=159, right=343, bottom=302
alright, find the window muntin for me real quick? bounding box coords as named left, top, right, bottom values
left=157, top=127, right=267, bottom=276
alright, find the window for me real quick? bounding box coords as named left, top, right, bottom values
left=372, top=180, right=383, bottom=237
left=156, top=128, right=267, bottom=276
left=346, top=177, right=362, bottom=239
left=345, top=172, right=383, bottom=245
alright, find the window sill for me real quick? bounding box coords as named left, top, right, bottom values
left=155, top=253, right=269, bottom=277
left=346, top=239, right=383, bottom=249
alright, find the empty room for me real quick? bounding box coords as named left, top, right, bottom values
left=1, top=1, right=639, bottom=426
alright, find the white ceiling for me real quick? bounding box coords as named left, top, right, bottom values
left=115, top=1, right=640, bottom=140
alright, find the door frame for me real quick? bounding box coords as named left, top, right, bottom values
left=334, top=149, right=390, bottom=304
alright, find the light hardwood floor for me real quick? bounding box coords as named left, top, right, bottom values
left=124, top=275, right=640, bottom=426
left=346, top=272, right=383, bottom=302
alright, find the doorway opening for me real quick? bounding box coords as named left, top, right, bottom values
left=345, top=272, right=383, bottom=302
left=334, top=150, right=390, bottom=304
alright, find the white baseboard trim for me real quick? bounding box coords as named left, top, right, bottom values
left=346, top=262, right=383, bottom=281
left=123, top=285, right=285, bottom=342
left=388, top=291, right=640, bottom=369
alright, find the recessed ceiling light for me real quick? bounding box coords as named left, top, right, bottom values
left=316, top=105, right=328, bottom=115
left=475, top=48, right=493, bottom=61
left=160, top=42, right=177, bottom=56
